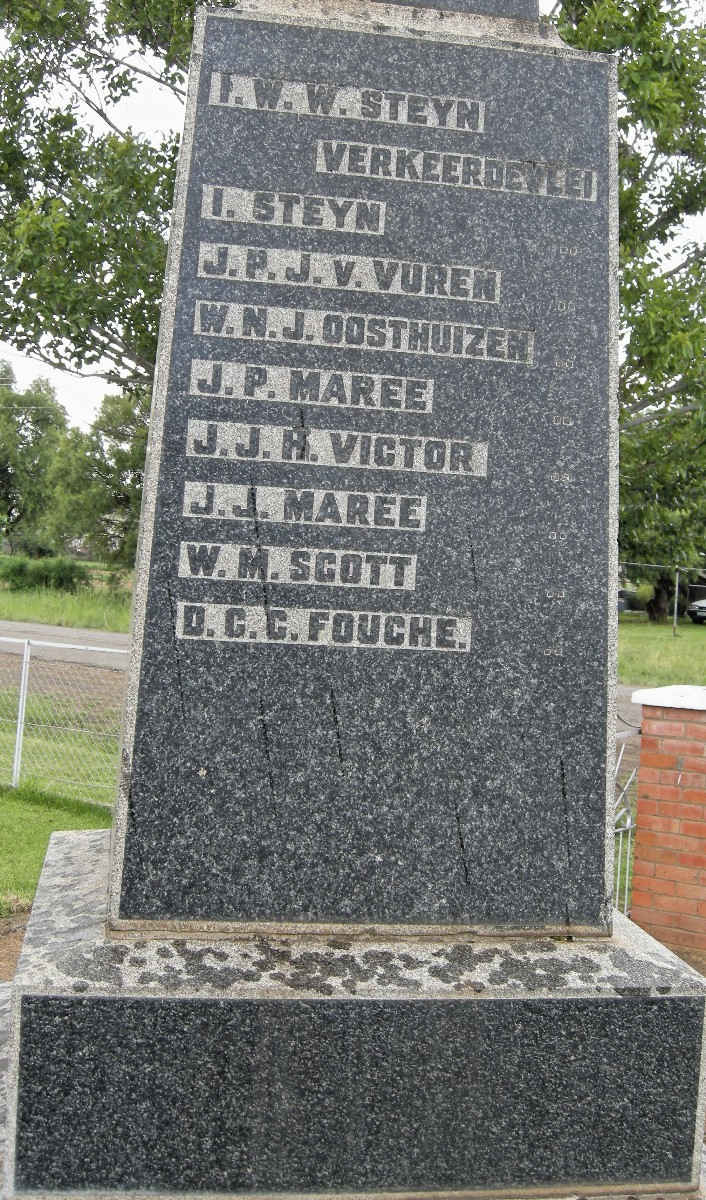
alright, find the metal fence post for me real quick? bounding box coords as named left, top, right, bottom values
left=673, top=566, right=680, bottom=636
left=12, top=639, right=31, bottom=787
left=614, top=754, right=637, bottom=915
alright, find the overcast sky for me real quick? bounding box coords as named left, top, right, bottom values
left=1, top=0, right=703, bottom=428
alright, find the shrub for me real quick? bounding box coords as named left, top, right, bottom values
left=0, top=556, right=31, bottom=589
left=12, top=534, right=56, bottom=558
left=0, top=554, right=89, bottom=592
left=43, top=557, right=89, bottom=591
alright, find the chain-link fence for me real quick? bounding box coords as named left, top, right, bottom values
left=0, top=636, right=128, bottom=804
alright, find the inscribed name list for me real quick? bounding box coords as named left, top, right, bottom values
left=112, top=8, right=615, bottom=933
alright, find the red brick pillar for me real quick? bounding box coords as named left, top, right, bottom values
left=630, top=686, right=706, bottom=952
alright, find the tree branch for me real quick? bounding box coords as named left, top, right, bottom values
left=622, top=377, right=700, bottom=415
left=640, top=216, right=671, bottom=244
left=660, top=245, right=705, bottom=281
left=99, top=49, right=186, bottom=100
left=640, top=147, right=662, bottom=186
left=90, top=326, right=154, bottom=374
left=14, top=335, right=151, bottom=387
left=57, top=70, right=128, bottom=139
left=620, top=403, right=701, bottom=431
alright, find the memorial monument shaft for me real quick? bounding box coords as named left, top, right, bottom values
left=110, top=1, right=617, bottom=934
left=7, top=4, right=706, bottom=1198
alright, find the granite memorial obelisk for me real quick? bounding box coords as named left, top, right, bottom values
left=113, top=0, right=609, bottom=935
left=5, top=0, right=706, bottom=1194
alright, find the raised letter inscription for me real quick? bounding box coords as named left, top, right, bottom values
left=198, top=244, right=501, bottom=303
left=183, top=483, right=428, bottom=530
left=209, top=73, right=485, bottom=133
left=179, top=541, right=418, bottom=589
left=187, top=420, right=489, bottom=477
left=189, top=362, right=434, bottom=413
left=194, top=301, right=534, bottom=365
left=202, top=186, right=386, bottom=234
left=178, top=602, right=472, bottom=652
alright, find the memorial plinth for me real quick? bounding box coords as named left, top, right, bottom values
left=5, top=0, right=706, bottom=1196
left=7, top=830, right=706, bottom=1197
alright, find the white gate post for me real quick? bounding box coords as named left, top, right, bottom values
left=12, top=639, right=31, bottom=787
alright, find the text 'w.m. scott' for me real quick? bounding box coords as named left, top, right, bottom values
left=109, top=1, right=616, bottom=934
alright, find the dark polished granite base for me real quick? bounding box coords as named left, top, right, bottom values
left=5, top=832, right=706, bottom=1199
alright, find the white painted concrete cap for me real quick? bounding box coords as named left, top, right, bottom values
left=632, top=685, right=706, bottom=711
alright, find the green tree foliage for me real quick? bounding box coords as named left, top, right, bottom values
left=39, top=426, right=110, bottom=555
left=0, top=0, right=704, bottom=590
left=590, top=0, right=706, bottom=436
left=86, top=388, right=150, bottom=565
left=620, top=416, right=706, bottom=565
left=0, top=362, right=68, bottom=551
left=0, top=0, right=179, bottom=386
left=44, top=389, right=150, bottom=563
left=557, top=1, right=706, bottom=613
left=618, top=414, right=706, bottom=617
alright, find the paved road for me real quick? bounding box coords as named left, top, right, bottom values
left=0, top=620, right=129, bottom=670
left=616, top=683, right=643, bottom=734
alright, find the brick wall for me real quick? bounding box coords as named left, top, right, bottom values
left=631, top=704, right=706, bottom=951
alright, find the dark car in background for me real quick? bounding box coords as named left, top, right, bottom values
left=618, top=587, right=640, bottom=612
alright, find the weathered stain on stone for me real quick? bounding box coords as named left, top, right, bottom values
left=398, top=952, right=425, bottom=970
left=15, top=833, right=706, bottom=1002
left=427, top=944, right=500, bottom=982
left=376, top=968, right=422, bottom=991
left=249, top=939, right=294, bottom=970
left=486, top=952, right=605, bottom=989
left=56, top=944, right=131, bottom=989
left=168, top=943, right=261, bottom=989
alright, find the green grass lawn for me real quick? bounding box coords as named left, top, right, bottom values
left=618, top=616, right=706, bottom=686
left=0, top=784, right=112, bottom=915
left=0, top=586, right=132, bottom=632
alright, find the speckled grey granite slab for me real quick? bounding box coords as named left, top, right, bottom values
left=370, top=0, right=538, bottom=18
left=5, top=832, right=706, bottom=1197
left=110, top=0, right=619, bottom=937
left=0, top=981, right=11, bottom=1187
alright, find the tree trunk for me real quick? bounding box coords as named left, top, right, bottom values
left=646, top=574, right=672, bottom=622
